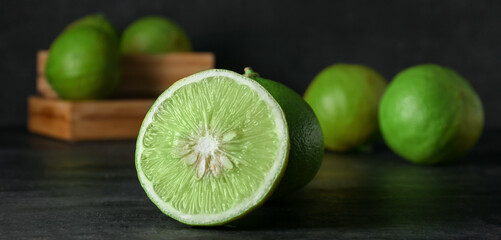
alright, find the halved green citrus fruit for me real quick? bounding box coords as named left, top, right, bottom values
left=136, top=69, right=289, bottom=226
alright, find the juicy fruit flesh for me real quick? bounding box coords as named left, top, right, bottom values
left=136, top=70, right=288, bottom=225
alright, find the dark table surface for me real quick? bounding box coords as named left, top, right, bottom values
left=1, top=128, right=500, bottom=239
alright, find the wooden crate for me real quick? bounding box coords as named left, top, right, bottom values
left=36, top=50, right=215, bottom=98
left=28, top=96, right=155, bottom=141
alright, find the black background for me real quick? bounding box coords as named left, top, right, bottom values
left=1, top=0, right=499, bottom=128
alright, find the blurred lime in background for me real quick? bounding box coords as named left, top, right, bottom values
left=121, top=16, right=192, bottom=54
left=65, top=13, right=119, bottom=42
left=379, top=64, right=484, bottom=164
left=304, top=64, right=387, bottom=152
left=45, top=14, right=120, bottom=100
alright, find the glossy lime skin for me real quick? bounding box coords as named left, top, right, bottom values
left=247, top=72, right=324, bottom=198
left=45, top=27, right=120, bottom=100
left=379, top=64, right=484, bottom=164
left=304, top=64, right=387, bottom=152
left=121, top=16, right=192, bottom=54
left=65, top=14, right=119, bottom=42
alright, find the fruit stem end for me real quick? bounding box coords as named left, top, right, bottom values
left=244, top=67, right=260, bottom=78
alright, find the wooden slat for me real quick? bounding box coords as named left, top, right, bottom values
left=28, top=115, right=72, bottom=141
left=36, top=50, right=215, bottom=98
left=37, top=51, right=48, bottom=75
left=28, top=97, right=72, bottom=140
left=27, top=96, right=155, bottom=141
left=36, top=51, right=58, bottom=98
left=28, top=96, right=72, bottom=120
left=121, top=53, right=215, bottom=66
left=70, top=99, right=155, bottom=119
left=119, top=52, right=213, bottom=98
left=36, top=76, right=58, bottom=98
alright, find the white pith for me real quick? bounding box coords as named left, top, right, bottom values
left=135, top=69, right=289, bottom=226
left=177, top=129, right=237, bottom=179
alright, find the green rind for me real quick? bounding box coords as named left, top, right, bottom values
left=121, top=16, right=192, bottom=54
left=135, top=69, right=289, bottom=226
left=379, top=64, right=484, bottom=164
left=248, top=74, right=324, bottom=198
left=45, top=27, right=120, bottom=100
left=304, top=64, right=387, bottom=152
left=65, top=13, right=119, bottom=43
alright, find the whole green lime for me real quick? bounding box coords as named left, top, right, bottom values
left=244, top=68, right=324, bottom=197
left=379, top=64, right=484, bottom=164
left=45, top=27, right=120, bottom=100
left=304, top=64, right=387, bottom=152
left=121, top=16, right=192, bottom=54
left=65, top=14, right=119, bottom=42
